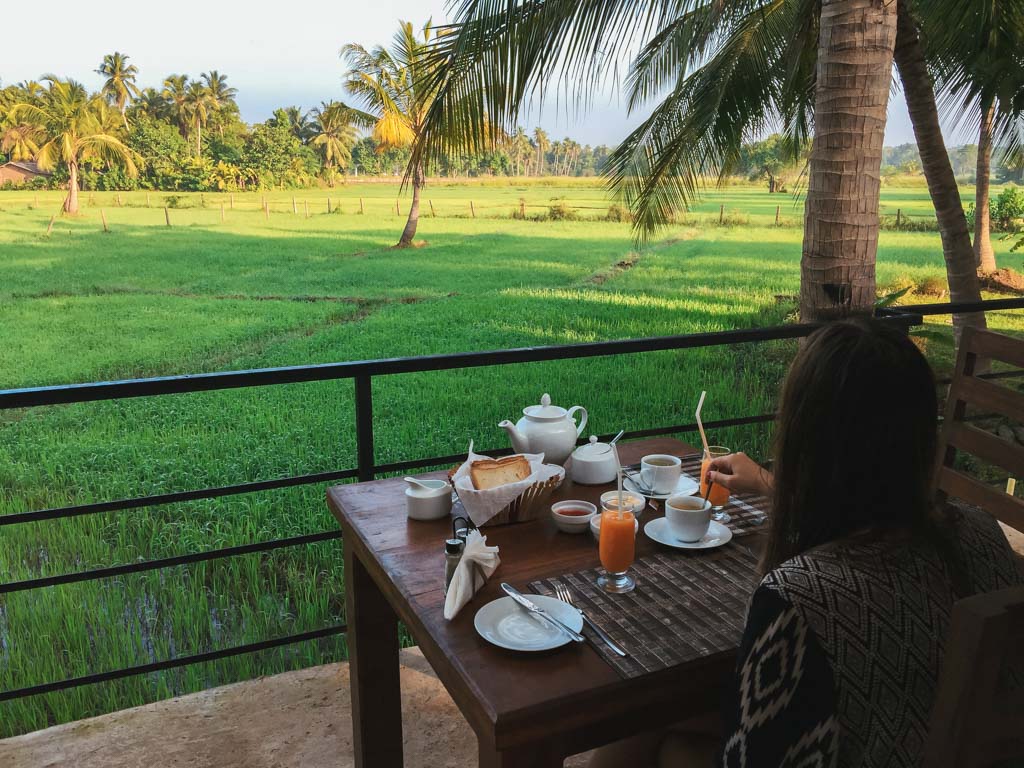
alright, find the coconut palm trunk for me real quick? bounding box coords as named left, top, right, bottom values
left=893, top=8, right=986, bottom=336
left=65, top=160, right=80, bottom=214
left=974, top=97, right=997, bottom=273
left=799, top=0, right=898, bottom=322
left=398, top=161, right=423, bottom=247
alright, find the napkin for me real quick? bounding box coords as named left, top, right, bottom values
left=444, top=530, right=501, bottom=620
left=452, top=442, right=564, bottom=527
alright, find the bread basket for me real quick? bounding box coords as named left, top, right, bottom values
left=449, top=465, right=564, bottom=526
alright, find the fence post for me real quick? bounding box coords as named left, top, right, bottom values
left=146, top=192, right=151, bottom=208
left=220, top=203, right=226, bottom=223
left=470, top=200, right=476, bottom=218
left=164, top=207, right=171, bottom=227
left=292, top=197, right=298, bottom=215
left=429, top=200, right=435, bottom=217
left=775, top=205, right=780, bottom=226
left=359, top=197, right=364, bottom=214
left=719, top=204, right=724, bottom=224
left=327, top=196, right=332, bottom=214
left=101, top=209, right=109, bottom=233
left=896, top=208, right=902, bottom=227
left=264, top=201, right=270, bottom=220
left=520, top=200, right=526, bottom=218
left=354, top=375, right=375, bottom=482
left=116, top=193, right=122, bottom=207
left=304, top=200, right=309, bottom=218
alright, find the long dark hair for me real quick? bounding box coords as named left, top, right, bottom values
left=763, top=318, right=950, bottom=574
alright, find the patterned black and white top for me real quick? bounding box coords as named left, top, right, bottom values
left=719, top=506, right=1023, bottom=768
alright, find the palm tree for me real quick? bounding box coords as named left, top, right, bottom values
left=96, top=52, right=140, bottom=128
left=342, top=20, right=448, bottom=247
left=132, top=87, right=170, bottom=121
left=182, top=81, right=213, bottom=155
left=508, top=127, right=532, bottom=176
left=1, top=122, right=41, bottom=161
left=201, top=71, right=239, bottom=137
left=532, top=128, right=549, bottom=176
left=921, top=0, right=1024, bottom=275
left=161, top=75, right=190, bottom=139
left=310, top=101, right=368, bottom=183
left=9, top=78, right=137, bottom=213
left=272, top=107, right=315, bottom=144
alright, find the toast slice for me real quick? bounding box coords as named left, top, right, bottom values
left=469, top=455, right=532, bottom=490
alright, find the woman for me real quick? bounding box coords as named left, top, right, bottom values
left=591, top=319, right=1022, bottom=768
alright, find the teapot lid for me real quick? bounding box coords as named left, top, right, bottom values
left=574, top=434, right=612, bottom=461
left=523, top=393, right=567, bottom=420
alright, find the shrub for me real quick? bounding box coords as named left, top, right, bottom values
left=164, top=194, right=186, bottom=209
left=992, top=186, right=1024, bottom=231
left=547, top=202, right=579, bottom=221
left=606, top=203, right=632, bottom=223
left=916, top=276, right=947, bottom=297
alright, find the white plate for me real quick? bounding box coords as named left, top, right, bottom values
left=643, top=517, right=733, bottom=550
left=624, top=473, right=699, bottom=501
left=473, top=594, right=584, bottom=652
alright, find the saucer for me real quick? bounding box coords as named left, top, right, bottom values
left=643, top=518, right=733, bottom=550
left=474, top=595, right=583, bottom=652
left=623, top=474, right=699, bottom=501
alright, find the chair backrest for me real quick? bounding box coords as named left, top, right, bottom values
left=935, top=326, right=1024, bottom=532
left=923, top=585, right=1024, bottom=768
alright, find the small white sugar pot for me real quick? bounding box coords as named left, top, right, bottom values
left=570, top=436, right=619, bottom=485
left=405, top=477, right=453, bottom=521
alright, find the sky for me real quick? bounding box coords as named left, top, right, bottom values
left=2, top=0, right=970, bottom=149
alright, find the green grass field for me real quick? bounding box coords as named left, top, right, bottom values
left=1, top=180, right=1022, bottom=736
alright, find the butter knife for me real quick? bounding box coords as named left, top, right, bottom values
left=501, top=583, right=585, bottom=643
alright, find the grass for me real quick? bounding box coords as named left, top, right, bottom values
left=1, top=180, right=1022, bottom=736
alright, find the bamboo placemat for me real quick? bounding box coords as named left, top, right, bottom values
left=530, top=546, right=760, bottom=679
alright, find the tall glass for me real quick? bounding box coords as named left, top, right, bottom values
left=597, top=503, right=636, bottom=594
left=700, top=445, right=732, bottom=523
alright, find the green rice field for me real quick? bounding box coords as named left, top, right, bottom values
left=1, top=179, right=1022, bottom=736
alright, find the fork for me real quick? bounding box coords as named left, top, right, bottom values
left=554, top=583, right=629, bottom=658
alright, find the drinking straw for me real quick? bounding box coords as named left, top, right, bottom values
left=611, top=442, right=624, bottom=520
left=695, top=390, right=711, bottom=458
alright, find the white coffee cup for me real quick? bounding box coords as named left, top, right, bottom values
left=640, top=454, right=682, bottom=495
left=665, top=495, right=712, bottom=542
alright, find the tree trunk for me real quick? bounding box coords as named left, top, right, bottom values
left=397, top=162, right=423, bottom=247
left=975, top=96, right=997, bottom=273
left=65, top=161, right=80, bottom=214
left=894, top=6, right=986, bottom=337
left=196, top=122, right=202, bottom=156
left=800, top=0, right=897, bottom=322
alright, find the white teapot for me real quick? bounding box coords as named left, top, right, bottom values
left=498, top=393, right=587, bottom=466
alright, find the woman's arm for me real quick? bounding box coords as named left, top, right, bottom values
left=706, top=452, right=773, bottom=497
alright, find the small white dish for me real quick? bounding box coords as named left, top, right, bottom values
left=550, top=500, right=597, bottom=534
left=643, top=518, right=733, bottom=550
left=590, top=513, right=640, bottom=542
left=474, top=595, right=584, bottom=652
left=599, top=490, right=645, bottom=517
left=624, top=474, right=699, bottom=501
left=405, top=478, right=453, bottom=521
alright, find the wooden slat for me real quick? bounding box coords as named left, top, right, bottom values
left=946, top=422, right=1024, bottom=477
left=966, top=327, right=1024, bottom=369
left=938, top=467, right=1024, bottom=531
left=949, top=375, right=1024, bottom=423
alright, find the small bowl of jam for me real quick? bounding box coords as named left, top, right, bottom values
left=550, top=500, right=598, bottom=534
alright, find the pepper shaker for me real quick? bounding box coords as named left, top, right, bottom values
left=444, top=538, right=464, bottom=593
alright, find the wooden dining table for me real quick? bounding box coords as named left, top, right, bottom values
left=327, top=437, right=763, bottom=768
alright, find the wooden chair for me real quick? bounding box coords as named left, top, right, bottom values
left=923, top=585, right=1024, bottom=768
left=935, top=326, right=1024, bottom=532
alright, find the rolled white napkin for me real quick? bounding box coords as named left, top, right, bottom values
left=443, top=530, right=501, bottom=620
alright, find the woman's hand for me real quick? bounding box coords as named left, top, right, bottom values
left=706, top=452, right=773, bottom=497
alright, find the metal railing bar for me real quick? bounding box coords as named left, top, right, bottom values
left=0, top=313, right=921, bottom=411
left=0, top=468, right=359, bottom=527
left=900, top=297, right=1024, bottom=316
left=0, top=624, right=347, bottom=702
left=0, top=530, right=343, bottom=594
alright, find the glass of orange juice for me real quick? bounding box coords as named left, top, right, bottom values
left=597, top=500, right=636, bottom=594
left=700, top=446, right=732, bottom=523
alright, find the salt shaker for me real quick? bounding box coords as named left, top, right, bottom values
left=444, top=538, right=464, bottom=593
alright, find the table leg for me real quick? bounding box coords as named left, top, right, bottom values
left=479, top=742, right=563, bottom=768
left=345, top=537, right=403, bottom=768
